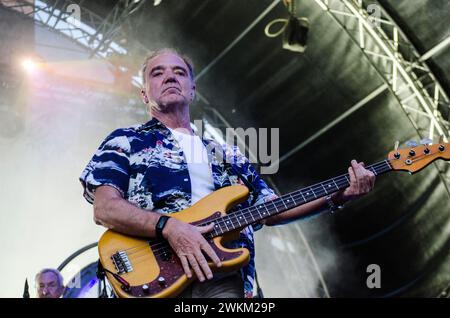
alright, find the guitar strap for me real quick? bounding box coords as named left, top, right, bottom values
left=223, top=160, right=258, bottom=207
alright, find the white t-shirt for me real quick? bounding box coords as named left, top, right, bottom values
left=169, top=128, right=215, bottom=204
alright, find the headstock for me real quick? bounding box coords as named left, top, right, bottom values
left=388, top=137, right=450, bottom=174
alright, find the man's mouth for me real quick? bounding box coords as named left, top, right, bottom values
left=162, top=87, right=181, bottom=94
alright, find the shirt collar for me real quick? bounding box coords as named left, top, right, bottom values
left=137, top=117, right=162, bottom=132
left=137, top=118, right=222, bottom=148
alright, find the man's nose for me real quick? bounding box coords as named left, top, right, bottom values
left=163, top=73, right=178, bottom=83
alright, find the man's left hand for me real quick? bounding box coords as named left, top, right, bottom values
left=334, top=159, right=376, bottom=204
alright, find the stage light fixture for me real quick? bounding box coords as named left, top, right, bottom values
left=265, top=0, right=310, bottom=54
left=282, top=16, right=309, bottom=53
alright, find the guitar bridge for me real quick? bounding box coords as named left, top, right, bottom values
left=111, top=251, right=133, bottom=274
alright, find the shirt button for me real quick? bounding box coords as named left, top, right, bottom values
left=184, top=178, right=189, bottom=182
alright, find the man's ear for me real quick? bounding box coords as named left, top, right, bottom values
left=190, top=84, right=196, bottom=101
left=141, top=90, right=149, bottom=104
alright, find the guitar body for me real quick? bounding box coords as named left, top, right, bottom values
left=98, top=185, right=251, bottom=298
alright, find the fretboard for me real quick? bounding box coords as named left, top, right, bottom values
left=205, top=160, right=392, bottom=238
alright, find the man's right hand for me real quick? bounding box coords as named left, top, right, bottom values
left=162, top=218, right=222, bottom=282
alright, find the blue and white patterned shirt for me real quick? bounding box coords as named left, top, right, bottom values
left=79, top=118, right=276, bottom=298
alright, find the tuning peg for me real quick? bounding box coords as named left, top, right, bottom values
left=393, top=141, right=401, bottom=159
left=394, top=140, right=399, bottom=151
left=420, top=138, right=433, bottom=145
left=405, top=140, right=418, bottom=148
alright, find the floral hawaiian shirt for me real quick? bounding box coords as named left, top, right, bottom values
left=79, top=118, right=276, bottom=298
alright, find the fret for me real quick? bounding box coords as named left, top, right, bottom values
left=280, top=197, right=289, bottom=210
left=235, top=213, right=243, bottom=228
left=311, top=185, right=322, bottom=198
left=321, top=183, right=328, bottom=195
left=289, top=193, right=298, bottom=206
left=261, top=203, right=270, bottom=218
left=332, top=178, right=342, bottom=190
left=369, top=166, right=377, bottom=176
left=280, top=194, right=293, bottom=211
left=323, top=180, right=336, bottom=193
left=249, top=207, right=258, bottom=221
left=223, top=217, right=230, bottom=232
left=227, top=217, right=235, bottom=230
left=235, top=212, right=242, bottom=227
left=285, top=194, right=296, bottom=209
left=237, top=212, right=245, bottom=226
left=303, top=188, right=314, bottom=201
left=298, top=190, right=306, bottom=203
left=228, top=214, right=238, bottom=230
left=269, top=200, right=280, bottom=213
left=345, top=175, right=350, bottom=183
left=213, top=224, right=222, bottom=236
left=311, top=187, right=317, bottom=199
left=255, top=205, right=264, bottom=220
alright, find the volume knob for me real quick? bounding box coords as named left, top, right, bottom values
left=158, top=276, right=166, bottom=286
left=142, top=284, right=149, bottom=293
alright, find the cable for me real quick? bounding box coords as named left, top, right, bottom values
left=57, top=242, right=98, bottom=272
left=264, top=0, right=293, bottom=38
left=264, top=18, right=289, bottom=38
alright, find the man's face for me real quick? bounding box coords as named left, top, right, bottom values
left=36, top=272, right=64, bottom=298
left=143, top=52, right=196, bottom=110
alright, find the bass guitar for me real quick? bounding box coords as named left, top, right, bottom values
left=98, top=139, right=449, bottom=297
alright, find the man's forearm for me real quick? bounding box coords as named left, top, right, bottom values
left=94, top=195, right=162, bottom=238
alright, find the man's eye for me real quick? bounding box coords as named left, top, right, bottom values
left=151, top=72, right=162, bottom=77
left=175, top=70, right=186, bottom=76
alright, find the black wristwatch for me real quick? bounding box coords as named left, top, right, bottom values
left=155, top=215, right=171, bottom=239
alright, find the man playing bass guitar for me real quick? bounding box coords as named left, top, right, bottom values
left=79, top=48, right=375, bottom=298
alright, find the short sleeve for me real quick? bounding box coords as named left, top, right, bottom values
left=79, top=129, right=131, bottom=204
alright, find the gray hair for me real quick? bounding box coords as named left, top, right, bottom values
left=141, top=48, right=195, bottom=86
left=35, top=268, right=64, bottom=287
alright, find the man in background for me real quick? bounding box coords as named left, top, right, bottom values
left=35, top=268, right=65, bottom=298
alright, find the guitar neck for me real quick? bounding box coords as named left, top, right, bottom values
left=206, top=160, right=393, bottom=238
